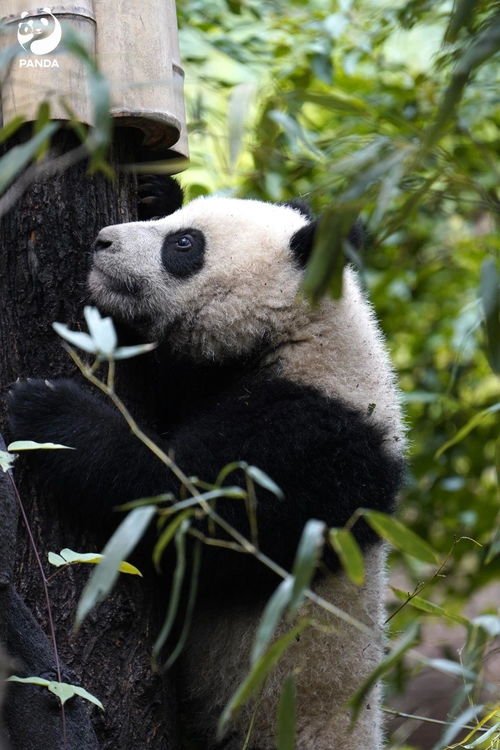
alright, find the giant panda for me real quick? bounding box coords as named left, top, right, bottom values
left=8, top=185, right=405, bottom=750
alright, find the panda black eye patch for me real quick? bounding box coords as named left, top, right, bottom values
left=161, top=228, right=205, bottom=278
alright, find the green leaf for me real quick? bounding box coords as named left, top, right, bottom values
left=153, top=518, right=191, bottom=660
left=75, top=506, right=155, bottom=628
left=390, top=587, right=469, bottom=625
left=0, top=122, right=59, bottom=194
left=302, top=205, right=358, bottom=301
left=48, top=548, right=142, bottom=576
left=348, top=622, right=419, bottom=723
left=251, top=577, right=294, bottom=664
left=153, top=509, right=195, bottom=571
left=218, top=620, right=311, bottom=741
left=289, top=520, right=326, bottom=616
left=162, top=540, right=202, bottom=670
left=480, top=260, right=500, bottom=374
left=0, top=116, right=26, bottom=145
left=8, top=440, right=75, bottom=451
left=33, top=102, right=52, bottom=161
left=485, top=524, right=500, bottom=565
left=276, top=675, right=296, bottom=750
left=7, top=676, right=103, bottom=710
left=0, top=450, right=16, bottom=473
left=361, top=510, right=439, bottom=564
left=435, top=403, right=500, bottom=458
left=464, top=720, right=500, bottom=748
left=329, top=528, right=365, bottom=585
left=245, top=466, right=284, bottom=500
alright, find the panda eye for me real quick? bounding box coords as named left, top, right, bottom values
left=175, top=235, right=193, bottom=251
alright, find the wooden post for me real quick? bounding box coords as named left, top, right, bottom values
left=0, top=2, right=188, bottom=747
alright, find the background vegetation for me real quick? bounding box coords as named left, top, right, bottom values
left=175, top=0, right=499, bottom=747
left=0, top=1, right=498, bottom=748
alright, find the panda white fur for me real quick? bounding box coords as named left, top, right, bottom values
left=8, top=191, right=405, bottom=749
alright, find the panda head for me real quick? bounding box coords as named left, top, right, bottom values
left=89, top=196, right=321, bottom=361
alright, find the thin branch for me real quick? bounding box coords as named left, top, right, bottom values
left=7, top=472, right=68, bottom=749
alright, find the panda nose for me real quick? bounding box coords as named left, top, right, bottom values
left=93, top=229, right=114, bottom=253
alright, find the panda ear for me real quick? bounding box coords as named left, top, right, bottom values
left=138, top=175, right=184, bottom=221
left=282, top=199, right=314, bottom=221
left=290, top=220, right=317, bottom=267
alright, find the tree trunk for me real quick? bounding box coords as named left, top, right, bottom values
left=0, top=129, right=180, bottom=750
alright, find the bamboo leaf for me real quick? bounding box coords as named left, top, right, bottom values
left=289, top=520, right=326, bottom=616
left=251, top=577, right=294, bottom=664
left=75, top=506, right=155, bottom=628
left=153, top=518, right=191, bottom=660
left=48, top=548, right=142, bottom=576
left=217, top=620, right=310, bottom=741
left=8, top=676, right=104, bottom=710
left=361, top=510, right=439, bottom=564
left=329, top=528, right=365, bottom=585
left=435, top=403, right=500, bottom=458
left=8, top=440, right=75, bottom=451
left=245, top=466, right=284, bottom=500
left=276, top=674, right=296, bottom=750
left=390, top=587, right=469, bottom=625
left=0, top=122, right=59, bottom=194
left=348, top=622, right=419, bottom=723
left=153, top=509, right=195, bottom=571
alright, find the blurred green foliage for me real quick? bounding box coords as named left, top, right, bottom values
left=176, top=0, right=499, bottom=588
left=175, top=1, right=499, bottom=746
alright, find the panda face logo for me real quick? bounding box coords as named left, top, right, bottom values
left=17, top=8, right=62, bottom=55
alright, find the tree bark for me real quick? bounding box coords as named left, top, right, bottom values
left=0, top=129, right=180, bottom=750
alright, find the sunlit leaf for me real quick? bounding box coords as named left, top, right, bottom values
left=8, top=440, right=74, bottom=451
left=7, top=676, right=104, bottom=710
left=153, top=518, right=191, bottom=660
left=48, top=548, right=142, bottom=576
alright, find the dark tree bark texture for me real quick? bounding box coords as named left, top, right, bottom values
left=0, top=129, right=180, bottom=750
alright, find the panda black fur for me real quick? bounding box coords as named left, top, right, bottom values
left=8, top=187, right=405, bottom=749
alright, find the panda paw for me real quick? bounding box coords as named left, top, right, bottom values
left=7, top=378, right=95, bottom=447
left=137, top=174, right=183, bottom=220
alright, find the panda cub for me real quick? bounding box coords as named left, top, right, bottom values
left=8, top=186, right=405, bottom=750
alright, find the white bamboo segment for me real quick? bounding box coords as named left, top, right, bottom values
left=0, top=3, right=96, bottom=126
left=94, top=0, right=188, bottom=157
left=0, top=1, right=189, bottom=160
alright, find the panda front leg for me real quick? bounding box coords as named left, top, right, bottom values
left=7, top=378, right=171, bottom=526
